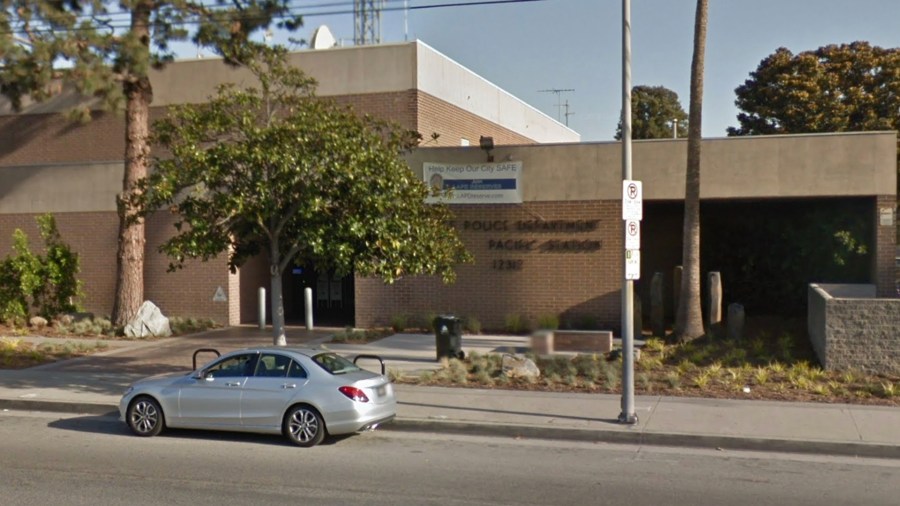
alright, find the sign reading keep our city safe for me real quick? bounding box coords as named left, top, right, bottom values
left=424, top=161, right=523, bottom=204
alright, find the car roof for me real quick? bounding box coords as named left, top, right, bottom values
left=233, top=346, right=331, bottom=357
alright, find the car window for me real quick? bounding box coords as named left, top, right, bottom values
left=205, top=354, right=257, bottom=378
left=287, top=360, right=308, bottom=379
left=255, top=353, right=291, bottom=378
left=312, top=353, right=361, bottom=375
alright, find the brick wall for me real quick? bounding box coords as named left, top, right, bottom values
left=0, top=211, right=231, bottom=324
left=0, top=212, right=118, bottom=314
left=416, top=91, right=535, bottom=147
left=808, top=284, right=900, bottom=374
left=144, top=212, right=231, bottom=324
left=329, top=90, right=537, bottom=147
left=355, top=201, right=622, bottom=331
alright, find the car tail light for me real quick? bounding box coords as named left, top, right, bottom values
left=339, top=386, right=370, bottom=403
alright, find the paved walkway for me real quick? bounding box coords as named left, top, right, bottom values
left=1, top=326, right=898, bottom=459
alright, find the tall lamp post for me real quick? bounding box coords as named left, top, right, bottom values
left=619, top=0, right=638, bottom=425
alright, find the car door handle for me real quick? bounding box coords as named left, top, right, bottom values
left=282, top=384, right=297, bottom=389
left=225, top=382, right=242, bottom=387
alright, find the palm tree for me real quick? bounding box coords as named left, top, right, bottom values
left=674, top=0, right=708, bottom=342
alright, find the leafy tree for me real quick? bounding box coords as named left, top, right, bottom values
left=135, top=49, right=472, bottom=345
left=674, top=0, right=708, bottom=343
left=728, top=41, right=900, bottom=136
left=0, top=1, right=300, bottom=327
left=729, top=42, right=900, bottom=269
left=615, top=85, right=688, bottom=140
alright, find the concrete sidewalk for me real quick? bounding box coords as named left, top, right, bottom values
left=1, top=327, right=898, bottom=459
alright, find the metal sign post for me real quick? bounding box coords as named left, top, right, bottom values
left=619, top=0, right=638, bottom=425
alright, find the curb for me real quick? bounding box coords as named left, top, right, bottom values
left=384, top=419, right=900, bottom=460
left=4, top=398, right=897, bottom=460
left=0, top=399, right=118, bottom=417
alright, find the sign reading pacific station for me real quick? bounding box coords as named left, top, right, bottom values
left=424, top=161, right=523, bottom=204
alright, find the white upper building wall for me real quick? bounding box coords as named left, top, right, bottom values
left=413, top=42, right=580, bottom=144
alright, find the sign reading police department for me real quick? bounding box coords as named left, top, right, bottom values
left=424, top=162, right=523, bottom=204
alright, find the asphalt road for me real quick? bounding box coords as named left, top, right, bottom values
left=0, top=410, right=898, bottom=506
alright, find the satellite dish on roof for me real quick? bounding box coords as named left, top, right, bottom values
left=310, top=25, right=336, bottom=49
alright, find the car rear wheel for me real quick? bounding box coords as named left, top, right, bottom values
left=127, top=396, right=164, bottom=437
left=284, top=405, right=326, bottom=447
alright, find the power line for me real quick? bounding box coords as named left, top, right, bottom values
left=0, top=0, right=547, bottom=37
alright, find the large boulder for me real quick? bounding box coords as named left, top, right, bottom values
left=501, top=354, right=541, bottom=380
left=124, top=301, right=172, bottom=338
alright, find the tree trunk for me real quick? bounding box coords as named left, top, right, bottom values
left=270, top=262, right=287, bottom=346
left=112, top=4, right=152, bottom=327
left=674, top=0, right=708, bottom=342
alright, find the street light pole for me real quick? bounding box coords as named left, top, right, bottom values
left=619, top=0, right=638, bottom=425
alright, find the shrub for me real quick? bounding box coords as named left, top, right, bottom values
left=572, top=354, right=602, bottom=381
left=536, top=314, right=560, bottom=330
left=603, top=366, right=620, bottom=390
left=169, top=317, right=217, bottom=336
left=389, top=314, right=408, bottom=332
left=419, top=312, right=438, bottom=332
left=504, top=314, right=529, bottom=334
left=463, top=316, right=482, bottom=334
left=576, top=316, right=599, bottom=330
left=693, top=372, right=711, bottom=390
left=753, top=367, right=770, bottom=385
left=637, top=372, right=652, bottom=392
left=0, top=215, right=82, bottom=323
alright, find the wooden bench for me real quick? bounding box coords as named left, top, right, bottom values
left=531, top=330, right=613, bottom=354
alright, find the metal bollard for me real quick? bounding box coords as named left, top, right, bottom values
left=304, top=287, right=314, bottom=330
left=258, top=287, right=266, bottom=330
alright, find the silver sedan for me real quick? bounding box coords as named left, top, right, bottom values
left=119, top=347, right=396, bottom=447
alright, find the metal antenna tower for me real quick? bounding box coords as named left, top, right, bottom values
left=354, top=0, right=383, bottom=45
left=538, top=88, right=575, bottom=125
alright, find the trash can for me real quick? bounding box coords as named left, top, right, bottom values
left=433, top=315, right=464, bottom=361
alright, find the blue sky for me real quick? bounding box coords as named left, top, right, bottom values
left=257, top=0, right=900, bottom=142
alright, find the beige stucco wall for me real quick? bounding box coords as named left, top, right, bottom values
left=404, top=131, right=898, bottom=201
left=0, top=161, right=121, bottom=213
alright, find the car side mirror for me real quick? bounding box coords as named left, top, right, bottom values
left=192, top=371, right=213, bottom=381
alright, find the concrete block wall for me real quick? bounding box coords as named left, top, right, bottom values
left=355, top=200, right=622, bottom=331
left=808, top=283, right=900, bottom=374
left=875, top=195, right=897, bottom=298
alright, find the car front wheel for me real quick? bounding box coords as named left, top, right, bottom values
left=127, top=396, right=164, bottom=437
left=284, top=405, right=326, bottom=447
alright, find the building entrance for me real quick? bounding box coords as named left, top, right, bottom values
left=282, top=266, right=355, bottom=326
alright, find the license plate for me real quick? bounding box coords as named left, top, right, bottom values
left=376, top=385, right=386, bottom=397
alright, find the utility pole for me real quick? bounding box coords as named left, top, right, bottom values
left=619, top=0, right=638, bottom=425
left=538, top=88, right=575, bottom=124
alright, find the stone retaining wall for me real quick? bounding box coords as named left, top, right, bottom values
left=808, top=284, right=900, bottom=374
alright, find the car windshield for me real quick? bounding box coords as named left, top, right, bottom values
left=312, top=353, right=361, bottom=375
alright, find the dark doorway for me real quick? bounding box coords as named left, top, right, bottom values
left=283, top=266, right=355, bottom=326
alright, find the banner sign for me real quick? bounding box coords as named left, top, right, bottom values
left=424, top=161, right=522, bottom=204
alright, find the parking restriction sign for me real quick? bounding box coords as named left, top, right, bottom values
left=622, top=180, right=642, bottom=221
left=625, top=220, right=640, bottom=250
left=625, top=249, right=640, bottom=280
